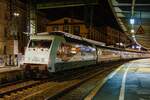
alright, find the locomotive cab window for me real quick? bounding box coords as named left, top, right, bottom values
left=29, top=40, right=52, bottom=48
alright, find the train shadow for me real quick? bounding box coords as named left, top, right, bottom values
left=45, top=60, right=130, bottom=82
left=25, top=59, right=139, bottom=82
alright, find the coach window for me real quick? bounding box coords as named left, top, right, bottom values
left=29, top=40, right=52, bottom=48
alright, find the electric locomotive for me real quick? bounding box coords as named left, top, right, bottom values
left=23, top=31, right=150, bottom=77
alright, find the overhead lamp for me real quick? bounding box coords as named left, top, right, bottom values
left=13, top=12, right=20, bottom=17
left=130, top=18, right=135, bottom=25
left=132, top=34, right=135, bottom=38
left=131, top=29, right=135, bottom=33
left=132, top=45, right=135, bottom=49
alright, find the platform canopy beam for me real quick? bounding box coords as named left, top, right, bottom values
left=36, top=0, right=99, bottom=9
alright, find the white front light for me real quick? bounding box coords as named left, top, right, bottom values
left=41, top=58, right=49, bottom=62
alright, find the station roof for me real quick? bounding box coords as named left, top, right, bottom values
left=20, top=0, right=150, bottom=50
left=35, top=0, right=122, bottom=31
left=110, top=0, right=150, bottom=49
left=18, top=0, right=123, bottom=31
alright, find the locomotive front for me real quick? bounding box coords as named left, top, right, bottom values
left=24, top=35, right=53, bottom=77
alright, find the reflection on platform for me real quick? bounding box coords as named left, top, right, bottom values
left=93, top=59, right=150, bottom=100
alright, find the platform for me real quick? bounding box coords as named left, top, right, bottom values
left=0, top=66, right=21, bottom=73
left=85, top=58, right=150, bottom=100
left=0, top=66, right=23, bottom=84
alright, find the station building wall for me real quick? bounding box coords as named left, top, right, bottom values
left=0, top=0, right=7, bottom=54
left=46, top=17, right=131, bottom=46
left=0, top=0, right=28, bottom=55
left=46, top=17, right=106, bottom=44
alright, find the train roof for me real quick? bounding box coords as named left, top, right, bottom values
left=36, top=31, right=82, bottom=40
left=35, top=31, right=148, bottom=53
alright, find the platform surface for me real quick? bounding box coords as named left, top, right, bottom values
left=0, top=66, right=21, bottom=73
left=88, top=59, right=150, bottom=100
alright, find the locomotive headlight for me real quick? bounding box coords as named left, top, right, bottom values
left=25, top=57, right=30, bottom=62
left=41, top=58, right=49, bottom=62
left=25, top=57, right=30, bottom=61
left=45, top=58, right=49, bottom=62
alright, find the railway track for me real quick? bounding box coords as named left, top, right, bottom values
left=0, top=80, right=48, bottom=98
left=0, top=61, right=125, bottom=100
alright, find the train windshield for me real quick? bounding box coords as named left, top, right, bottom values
left=29, top=40, right=52, bottom=48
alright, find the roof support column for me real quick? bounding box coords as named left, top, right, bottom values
left=131, top=0, right=136, bottom=17
left=27, top=0, right=37, bottom=34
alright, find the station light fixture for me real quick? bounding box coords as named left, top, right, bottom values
left=120, top=42, right=123, bottom=46
left=13, top=12, right=20, bottom=17
left=132, top=34, right=135, bottom=38
left=132, top=45, right=135, bottom=49
left=130, top=18, right=135, bottom=25
left=131, top=29, right=135, bottom=33
left=136, top=45, right=141, bottom=49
